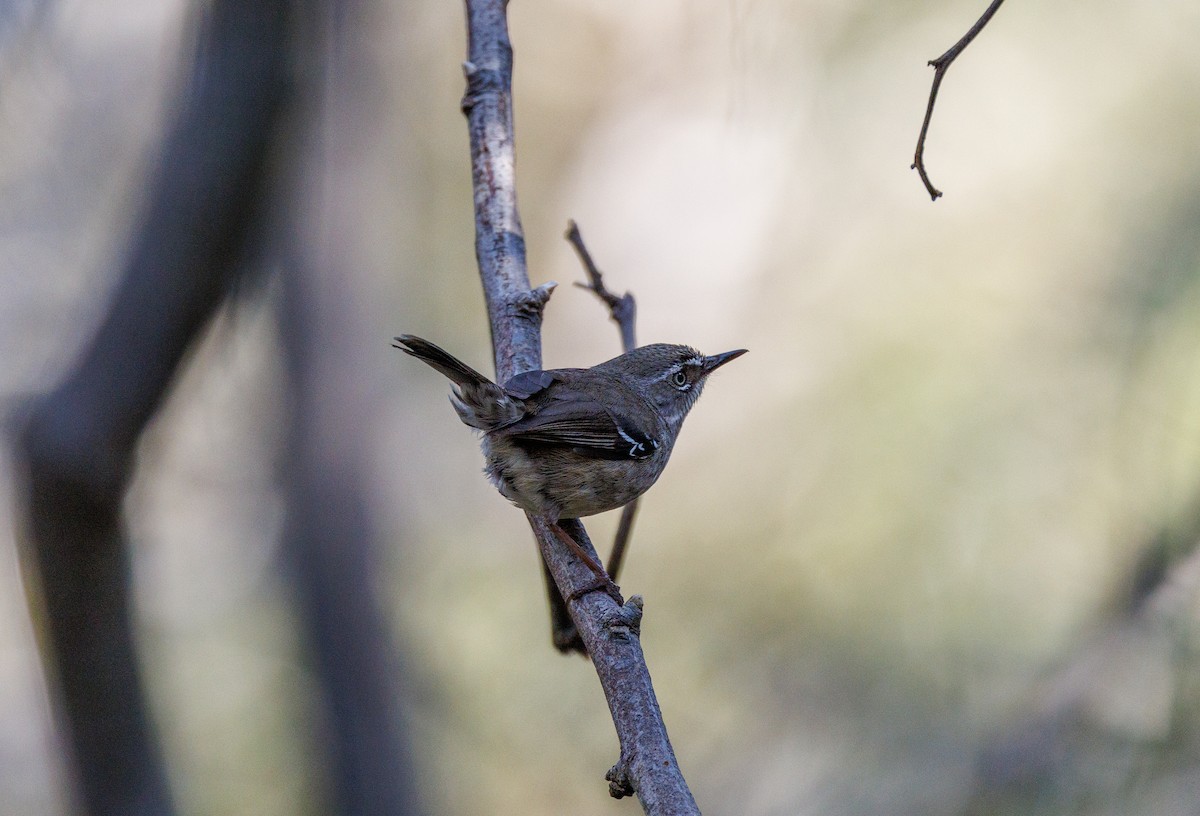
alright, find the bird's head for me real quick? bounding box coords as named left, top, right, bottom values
left=596, top=343, right=747, bottom=427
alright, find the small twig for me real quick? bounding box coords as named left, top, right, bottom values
left=911, top=0, right=1007, bottom=201
left=607, top=502, right=639, bottom=581
left=567, top=219, right=637, bottom=352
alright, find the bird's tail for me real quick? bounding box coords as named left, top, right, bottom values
left=393, top=335, right=493, bottom=387
left=393, top=334, right=522, bottom=430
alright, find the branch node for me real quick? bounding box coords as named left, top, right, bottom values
left=461, top=63, right=505, bottom=113
left=512, top=281, right=556, bottom=319
left=606, top=760, right=636, bottom=800
left=601, top=594, right=644, bottom=638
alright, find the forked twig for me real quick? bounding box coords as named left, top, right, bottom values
left=911, top=0, right=1007, bottom=200
left=567, top=220, right=637, bottom=352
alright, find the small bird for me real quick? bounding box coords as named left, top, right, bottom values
left=393, top=334, right=746, bottom=591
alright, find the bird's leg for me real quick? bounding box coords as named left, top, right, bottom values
left=549, top=522, right=623, bottom=603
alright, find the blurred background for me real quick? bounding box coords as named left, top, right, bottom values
left=3, top=0, right=1200, bottom=814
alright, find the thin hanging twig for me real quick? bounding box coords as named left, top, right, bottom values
left=911, top=0, right=1007, bottom=200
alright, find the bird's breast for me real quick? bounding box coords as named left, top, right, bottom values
left=481, top=435, right=669, bottom=519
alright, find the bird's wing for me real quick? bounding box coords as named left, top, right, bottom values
left=502, top=369, right=563, bottom=399
left=501, top=388, right=659, bottom=461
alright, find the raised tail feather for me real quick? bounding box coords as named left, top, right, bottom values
left=393, top=334, right=523, bottom=430
left=392, top=335, right=494, bottom=387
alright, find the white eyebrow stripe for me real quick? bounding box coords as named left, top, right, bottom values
left=653, top=357, right=704, bottom=385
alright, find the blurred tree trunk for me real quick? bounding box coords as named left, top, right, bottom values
left=275, top=3, right=420, bottom=811
left=14, top=2, right=418, bottom=814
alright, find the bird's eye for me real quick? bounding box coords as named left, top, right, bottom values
left=670, top=370, right=688, bottom=389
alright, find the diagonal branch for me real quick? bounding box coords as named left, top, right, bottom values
left=911, top=0, right=1007, bottom=201
left=461, top=3, right=699, bottom=812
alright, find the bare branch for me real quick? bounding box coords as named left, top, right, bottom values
left=461, top=4, right=699, bottom=812
left=533, top=520, right=699, bottom=812
left=567, top=219, right=637, bottom=352
left=911, top=0, right=1007, bottom=201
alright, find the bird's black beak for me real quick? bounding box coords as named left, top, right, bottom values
left=702, top=348, right=748, bottom=374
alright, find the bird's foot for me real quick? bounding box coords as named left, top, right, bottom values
left=566, top=574, right=623, bottom=605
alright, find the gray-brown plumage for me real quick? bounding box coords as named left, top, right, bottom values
left=393, top=334, right=746, bottom=522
